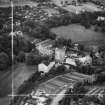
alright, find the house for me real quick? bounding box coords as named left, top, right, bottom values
left=38, top=61, right=55, bottom=74
left=36, top=39, right=55, bottom=56
left=78, top=55, right=92, bottom=66
left=97, top=16, right=105, bottom=21
left=52, top=0, right=78, bottom=6
left=55, top=47, right=66, bottom=63
left=86, top=87, right=105, bottom=101
left=38, top=63, right=49, bottom=74
left=65, top=58, right=77, bottom=67
left=37, top=45, right=54, bottom=56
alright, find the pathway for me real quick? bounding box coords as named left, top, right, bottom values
left=50, top=88, right=67, bottom=105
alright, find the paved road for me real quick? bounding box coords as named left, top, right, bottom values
left=0, top=63, right=36, bottom=105
left=50, top=88, right=67, bottom=105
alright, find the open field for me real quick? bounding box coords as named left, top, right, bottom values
left=62, top=3, right=103, bottom=13
left=51, top=24, right=105, bottom=44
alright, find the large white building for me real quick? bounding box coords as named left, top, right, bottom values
left=36, top=39, right=54, bottom=56
left=52, top=0, right=77, bottom=6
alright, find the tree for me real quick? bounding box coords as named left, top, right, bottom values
left=0, top=52, right=10, bottom=70
left=55, top=37, right=67, bottom=47
left=101, top=26, right=105, bottom=33
left=55, top=65, right=66, bottom=74
left=26, top=53, right=43, bottom=65
left=17, top=51, right=25, bottom=62
left=67, top=39, right=72, bottom=47
left=94, top=25, right=99, bottom=32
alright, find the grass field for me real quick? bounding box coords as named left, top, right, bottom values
left=62, top=2, right=102, bottom=13
left=0, top=63, right=36, bottom=105
left=51, top=24, right=105, bottom=44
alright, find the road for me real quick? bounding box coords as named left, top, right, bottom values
left=50, top=88, right=67, bottom=105
left=0, top=63, right=36, bottom=105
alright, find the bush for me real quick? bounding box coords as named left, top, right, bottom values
left=26, top=53, right=41, bottom=65
left=94, top=25, right=99, bottom=32
left=101, top=26, right=105, bottom=33
left=17, top=51, right=25, bottom=62
left=22, top=41, right=34, bottom=52
left=56, top=65, right=66, bottom=74
left=55, top=37, right=72, bottom=47
left=26, top=52, right=49, bottom=65
left=22, top=20, right=55, bottom=40
left=0, top=52, right=10, bottom=70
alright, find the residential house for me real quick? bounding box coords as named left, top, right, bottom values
left=38, top=61, right=55, bottom=74
left=86, top=87, right=105, bottom=102
left=55, top=47, right=66, bottom=63
left=52, top=0, right=78, bottom=6
left=36, top=39, right=54, bottom=56
left=78, top=54, right=92, bottom=66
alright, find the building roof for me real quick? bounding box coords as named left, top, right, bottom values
left=86, top=87, right=105, bottom=96
left=65, top=58, right=77, bottom=66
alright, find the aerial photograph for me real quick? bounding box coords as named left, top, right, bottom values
left=0, top=0, right=105, bottom=105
